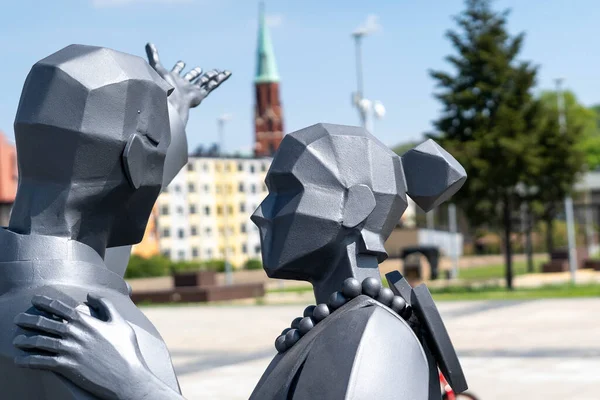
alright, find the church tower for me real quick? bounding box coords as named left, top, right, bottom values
left=254, top=3, right=284, bottom=157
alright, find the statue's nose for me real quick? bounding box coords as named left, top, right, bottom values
left=251, top=203, right=268, bottom=227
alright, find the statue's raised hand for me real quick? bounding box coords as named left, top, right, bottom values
left=145, top=42, right=231, bottom=124
left=14, top=294, right=184, bottom=400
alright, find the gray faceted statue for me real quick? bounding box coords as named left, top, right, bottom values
left=2, top=44, right=230, bottom=399
left=13, top=121, right=467, bottom=399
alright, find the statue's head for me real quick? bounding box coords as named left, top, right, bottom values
left=12, top=44, right=173, bottom=247
left=251, top=123, right=408, bottom=281
left=251, top=123, right=467, bottom=282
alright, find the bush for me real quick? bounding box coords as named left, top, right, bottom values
left=200, top=259, right=227, bottom=273
left=170, top=261, right=204, bottom=274
left=244, top=259, right=263, bottom=270
left=125, top=255, right=171, bottom=279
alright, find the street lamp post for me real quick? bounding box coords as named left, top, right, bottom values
left=358, top=98, right=385, bottom=134
left=352, top=32, right=366, bottom=128
left=218, top=113, right=233, bottom=285
left=555, top=79, right=577, bottom=283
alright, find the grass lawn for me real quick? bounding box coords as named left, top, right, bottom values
left=457, top=260, right=544, bottom=281
left=429, top=283, right=600, bottom=301
left=267, top=281, right=600, bottom=301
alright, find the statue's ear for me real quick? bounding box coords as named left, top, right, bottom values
left=122, top=134, right=146, bottom=190
left=342, top=184, right=376, bottom=228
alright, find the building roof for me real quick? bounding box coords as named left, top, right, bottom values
left=255, top=2, right=280, bottom=84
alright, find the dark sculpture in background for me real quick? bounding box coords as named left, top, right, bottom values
left=2, top=44, right=230, bottom=399
left=8, top=49, right=467, bottom=399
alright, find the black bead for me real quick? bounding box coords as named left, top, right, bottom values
left=328, top=291, right=347, bottom=310
left=284, top=328, right=301, bottom=347
left=298, top=317, right=314, bottom=335
left=303, top=305, right=316, bottom=318
left=275, top=335, right=287, bottom=353
left=376, top=287, right=394, bottom=307
left=361, top=277, right=382, bottom=298
left=401, top=304, right=413, bottom=320
left=390, top=296, right=407, bottom=314
left=313, top=303, right=330, bottom=322
left=291, top=317, right=303, bottom=329
left=281, top=327, right=292, bottom=336
left=341, top=277, right=361, bottom=299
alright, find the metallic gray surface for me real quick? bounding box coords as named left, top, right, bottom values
left=248, top=124, right=466, bottom=399
left=10, top=74, right=465, bottom=399
left=104, top=43, right=231, bottom=278
left=6, top=43, right=229, bottom=399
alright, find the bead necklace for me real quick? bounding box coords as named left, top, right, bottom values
left=275, top=276, right=413, bottom=353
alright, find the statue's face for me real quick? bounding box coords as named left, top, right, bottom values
left=251, top=145, right=346, bottom=281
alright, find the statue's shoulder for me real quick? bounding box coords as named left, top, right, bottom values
left=251, top=296, right=430, bottom=400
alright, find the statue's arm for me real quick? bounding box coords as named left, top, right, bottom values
left=13, top=294, right=186, bottom=400
left=144, top=42, right=231, bottom=188
left=104, top=44, right=232, bottom=277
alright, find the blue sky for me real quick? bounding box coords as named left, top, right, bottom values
left=1, top=0, right=599, bottom=152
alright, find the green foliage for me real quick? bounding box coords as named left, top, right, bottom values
left=392, top=141, right=420, bottom=156
left=201, top=259, right=227, bottom=272
left=125, top=256, right=227, bottom=278
left=124, top=255, right=171, bottom=279
left=244, top=258, right=263, bottom=270
left=428, top=0, right=540, bottom=228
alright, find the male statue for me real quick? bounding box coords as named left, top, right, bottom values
left=13, top=124, right=467, bottom=399
left=1, top=44, right=229, bottom=399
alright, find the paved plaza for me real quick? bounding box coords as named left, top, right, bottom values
left=142, top=298, right=600, bottom=400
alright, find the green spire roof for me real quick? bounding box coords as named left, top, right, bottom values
left=255, top=2, right=280, bottom=84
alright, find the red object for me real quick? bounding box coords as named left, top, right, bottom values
left=440, top=371, right=455, bottom=400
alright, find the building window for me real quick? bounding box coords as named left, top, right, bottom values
left=240, top=203, right=246, bottom=213
left=178, top=250, right=185, bottom=260
left=204, top=184, right=210, bottom=193
left=251, top=184, right=257, bottom=194
left=238, top=163, right=243, bottom=172
left=188, top=183, right=196, bottom=192
left=261, top=162, right=267, bottom=172
left=207, top=248, right=212, bottom=258
left=187, top=163, right=194, bottom=171
left=205, top=227, right=212, bottom=235
left=204, top=206, right=211, bottom=215
left=262, top=183, right=267, bottom=192
left=216, top=164, right=222, bottom=173
left=161, top=206, right=169, bottom=215
left=162, top=228, right=170, bottom=238
left=216, top=185, right=221, bottom=194
left=191, top=226, right=198, bottom=236
left=227, top=205, right=233, bottom=214
left=177, top=206, right=184, bottom=215
left=203, top=163, right=209, bottom=172
left=241, top=223, right=246, bottom=233
left=162, top=249, right=171, bottom=258
left=192, top=247, right=199, bottom=258
left=225, top=163, right=231, bottom=172
left=217, top=206, right=223, bottom=215
left=250, top=165, right=256, bottom=174
left=242, top=244, right=247, bottom=254
left=178, top=229, right=185, bottom=239
left=238, top=182, right=245, bottom=193
left=174, top=185, right=181, bottom=193
left=190, top=205, right=197, bottom=214
left=255, top=245, right=261, bottom=255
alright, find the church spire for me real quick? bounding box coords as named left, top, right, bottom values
left=255, top=2, right=280, bottom=84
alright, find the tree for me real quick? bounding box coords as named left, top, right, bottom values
left=429, top=0, right=542, bottom=289
left=392, top=141, right=420, bottom=156
left=527, top=91, right=588, bottom=255
left=582, top=104, right=600, bottom=170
